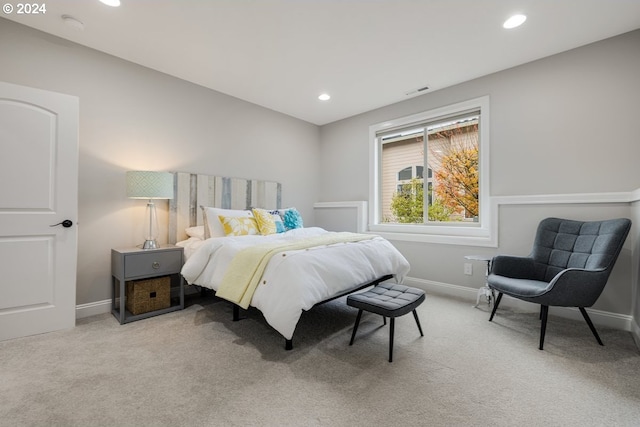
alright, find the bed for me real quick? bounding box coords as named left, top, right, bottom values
left=171, top=172, right=411, bottom=349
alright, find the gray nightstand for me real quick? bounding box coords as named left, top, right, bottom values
left=111, top=245, right=184, bottom=324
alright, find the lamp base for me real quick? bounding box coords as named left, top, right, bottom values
left=142, top=239, right=159, bottom=250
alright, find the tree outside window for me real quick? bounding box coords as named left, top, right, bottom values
left=381, top=116, right=479, bottom=224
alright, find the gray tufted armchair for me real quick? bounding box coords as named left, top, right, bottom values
left=487, top=217, right=631, bottom=350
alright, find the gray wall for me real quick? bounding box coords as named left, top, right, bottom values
left=0, top=19, right=320, bottom=305
left=1, top=16, right=639, bottom=335
left=319, top=30, right=640, bottom=320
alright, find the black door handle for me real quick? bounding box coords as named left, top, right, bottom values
left=50, top=220, right=73, bottom=228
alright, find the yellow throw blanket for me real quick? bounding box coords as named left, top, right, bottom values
left=216, top=232, right=376, bottom=308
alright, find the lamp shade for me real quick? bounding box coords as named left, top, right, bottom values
left=126, top=171, right=174, bottom=199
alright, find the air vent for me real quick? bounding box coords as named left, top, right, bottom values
left=405, top=86, right=430, bottom=96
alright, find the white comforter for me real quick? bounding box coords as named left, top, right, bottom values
left=180, top=227, right=410, bottom=340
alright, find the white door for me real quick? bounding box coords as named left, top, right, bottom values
left=0, top=81, right=79, bottom=341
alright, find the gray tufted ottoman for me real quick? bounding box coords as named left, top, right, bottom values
left=347, top=283, right=426, bottom=362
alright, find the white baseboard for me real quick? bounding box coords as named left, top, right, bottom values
left=74, top=285, right=201, bottom=320
left=76, top=299, right=111, bottom=319
left=404, top=276, right=633, bottom=332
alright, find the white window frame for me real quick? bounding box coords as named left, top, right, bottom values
left=368, top=96, right=492, bottom=246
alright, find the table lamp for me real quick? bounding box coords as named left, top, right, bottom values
left=126, top=171, right=174, bottom=249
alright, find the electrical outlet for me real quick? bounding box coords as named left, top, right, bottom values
left=464, top=263, right=473, bottom=275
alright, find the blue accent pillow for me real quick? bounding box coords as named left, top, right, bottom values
left=283, top=208, right=303, bottom=230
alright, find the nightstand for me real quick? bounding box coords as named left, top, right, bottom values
left=111, top=245, right=184, bottom=324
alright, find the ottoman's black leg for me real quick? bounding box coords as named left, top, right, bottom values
left=349, top=309, right=363, bottom=345
left=389, top=317, right=395, bottom=362
left=412, top=309, right=424, bottom=337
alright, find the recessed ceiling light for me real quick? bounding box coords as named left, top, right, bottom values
left=318, top=93, right=331, bottom=101
left=99, top=0, right=121, bottom=7
left=503, top=14, right=527, bottom=29
left=61, top=15, right=84, bottom=30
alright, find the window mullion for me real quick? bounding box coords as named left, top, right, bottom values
left=422, top=127, right=429, bottom=224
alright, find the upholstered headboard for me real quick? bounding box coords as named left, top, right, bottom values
left=168, top=172, right=282, bottom=244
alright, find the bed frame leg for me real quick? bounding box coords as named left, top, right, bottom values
left=233, top=305, right=240, bottom=321
left=285, top=339, right=293, bottom=350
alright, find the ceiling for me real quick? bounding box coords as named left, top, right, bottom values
left=4, top=1, right=640, bottom=125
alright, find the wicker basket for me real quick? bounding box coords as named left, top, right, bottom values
left=125, top=276, right=171, bottom=315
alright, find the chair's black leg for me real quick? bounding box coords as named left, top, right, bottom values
left=382, top=316, right=387, bottom=326
left=349, top=309, right=363, bottom=346
left=285, top=339, right=293, bottom=350
left=489, top=292, right=503, bottom=321
left=389, top=317, right=395, bottom=362
left=412, top=309, right=424, bottom=337
left=579, top=307, right=604, bottom=346
left=539, top=305, right=549, bottom=350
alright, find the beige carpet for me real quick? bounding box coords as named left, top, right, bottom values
left=1, top=291, right=639, bottom=427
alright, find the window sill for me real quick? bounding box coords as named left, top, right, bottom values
left=367, top=224, right=496, bottom=247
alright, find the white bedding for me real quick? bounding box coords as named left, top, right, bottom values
left=180, top=227, right=410, bottom=340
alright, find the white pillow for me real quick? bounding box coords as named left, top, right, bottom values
left=185, top=225, right=205, bottom=240
left=201, top=206, right=253, bottom=238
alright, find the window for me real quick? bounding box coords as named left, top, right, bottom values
left=369, top=97, right=491, bottom=244
left=396, top=166, right=424, bottom=192
left=398, top=166, right=413, bottom=181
